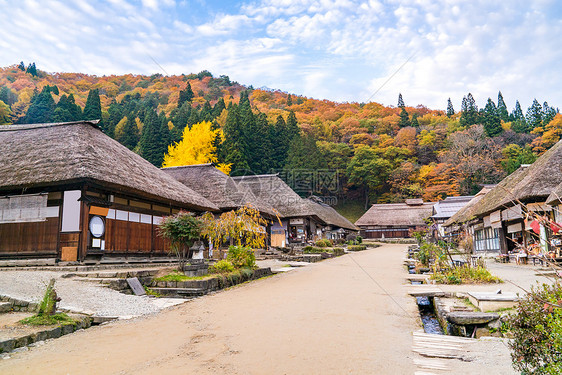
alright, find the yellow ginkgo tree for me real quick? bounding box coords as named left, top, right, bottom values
left=162, top=121, right=231, bottom=174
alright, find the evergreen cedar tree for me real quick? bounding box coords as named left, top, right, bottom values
left=2, top=64, right=562, bottom=203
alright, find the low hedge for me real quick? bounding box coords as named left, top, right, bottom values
left=348, top=245, right=367, bottom=251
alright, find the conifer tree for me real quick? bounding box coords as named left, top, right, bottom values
left=159, top=112, right=172, bottom=158
left=139, top=110, right=162, bottom=166
left=17, top=61, right=25, bottom=71
left=286, top=111, right=300, bottom=140
left=460, top=93, right=479, bottom=127
left=83, top=89, right=102, bottom=128
left=24, top=86, right=55, bottom=123
left=398, top=107, right=410, bottom=127
left=212, top=98, right=226, bottom=118
left=178, top=82, right=194, bottom=107
left=287, top=94, right=292, bottom=107
left=117, top=116, right=139, bottom=150
left=497, top=91, right=509, bottom=122
left=26, top=62, right=37, bottom=76
left=482, top=98, right=502, bottom=137
left=511, top=100, right=528, bottom=133
left=446, top=98, right=454, bottom=117
left=397, top=93, right=405, bottom=108
left=410, top=114, right=419, bottom=128
left=526, top=99, right=543, bottom=130
left=542, top=101, right=557, bottom=125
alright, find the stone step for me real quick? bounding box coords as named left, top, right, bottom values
left=0, top=301, right=12, bottom=313
left=149, top=287, right=207, bottom=297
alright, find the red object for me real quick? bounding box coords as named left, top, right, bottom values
left=530, top=220, right=540, bottom=234
left=551, top=222, right=561, bottom=234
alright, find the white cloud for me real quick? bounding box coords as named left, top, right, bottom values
left=0, top=0, right=561, bottom=111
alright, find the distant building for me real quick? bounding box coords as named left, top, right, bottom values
left=355, top=199, right=434, bottom=239
left=430, top=196, right=474, bottom=240
left=233, top=174, right=358, bottom=246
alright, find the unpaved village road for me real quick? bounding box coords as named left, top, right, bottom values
left=0, top=244, right=420, bottom=374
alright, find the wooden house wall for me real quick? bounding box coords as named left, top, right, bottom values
left=0, top=217, right=59, bottom=257
left=104, top=219, right=163, bottom=254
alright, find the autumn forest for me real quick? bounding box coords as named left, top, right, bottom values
left=1, top=62, right=560, bottom=220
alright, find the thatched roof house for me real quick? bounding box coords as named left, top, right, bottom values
left=0, top=121, right=217, bottom=211
left=232, top=174, right=358, bottom=244
left=232, top=174, right=318, bottom=219
left=161, top=164, right=276, bottom=217
left=355, top=199, right=434, bottom=239
left=306, top=197, right=359, bottom=232
left=470, top=138, right=562, bottom=219
left=0, top=121, right=217, bottom=262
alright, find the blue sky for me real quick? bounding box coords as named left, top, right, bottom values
left=1, top=0, right=561, bottom=111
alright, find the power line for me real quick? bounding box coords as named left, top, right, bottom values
left=365, top=52, right=416, bottom=103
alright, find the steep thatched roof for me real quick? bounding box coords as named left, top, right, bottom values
left=471, top=139, right=562, bottom=216
left=161, top=164, right=276, bottom=216
left=0, top=121, right=218, bottom=211
left=232, top=174, right=317, bottom=218
left=443, top=186, right=494, bottom=226
left=307, top=198, right=359, bottom=231
left=355, top=201, right=434, bottom=227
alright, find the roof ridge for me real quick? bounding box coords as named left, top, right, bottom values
left=0, top=120, right=100, bottom=132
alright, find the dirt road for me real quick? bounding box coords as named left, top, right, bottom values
left=0, top=244, right=419, bottom=374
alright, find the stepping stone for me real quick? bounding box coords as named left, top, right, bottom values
left=447, top=312, right=499, bottom=325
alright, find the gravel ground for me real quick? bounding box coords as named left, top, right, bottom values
left=0, top=271, right=186, bottom=317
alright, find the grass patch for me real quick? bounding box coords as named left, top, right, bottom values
left=20, top=313, right=76, bottom=326
left=303, top=246, right=344, bottom=256
left=334, top=200, right=367, bottom=223
left=144, top=286, right=162, bottom=297
left=154, top=271, right=212, bottom=282
left=431, top=266, right=502, bottom=284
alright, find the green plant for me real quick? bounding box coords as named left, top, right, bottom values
left=158, top=211, right=203, bottom=272
left=143, top=286, right=162, bottom=297
left=37, top=278, right=58, bottom=316
left=209, top=259, right=235, bottom=274
left=348, top=245, right=367, bottom=251
left=315, top=239, right=332, bottom=247
left=508, top=283, right=562, bottom=374
left=356, top=235, right=362, bottom=244
left=227, top=245, right=256, bottom=269
left=431, top=266, right=502, bottom=284
left=20, top=312, right=76, bottom=326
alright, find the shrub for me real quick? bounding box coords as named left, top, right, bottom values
left=210, top=260, right=235, bottom=274
left=315, top=239, right=332, bottom=247
left=226, top=246, right=256, bottom=269
left=303, top=247, right=327, bottom=254
left=356, top=235, right=363, bottom=244
left=348, top=245, right=367, bottom=251
left=431, top=266, right=502, bottom=284
left=509, top=283, right=562, bottom=374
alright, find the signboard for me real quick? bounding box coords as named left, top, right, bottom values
left=126, top=277, right=146, bottom=296
left=290, top=218, right=304, bottom=225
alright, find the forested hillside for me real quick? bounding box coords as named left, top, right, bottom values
left=1, top=62, right=561, bottom=219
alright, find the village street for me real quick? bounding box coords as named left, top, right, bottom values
left=0, top=244, right=422, bottom=374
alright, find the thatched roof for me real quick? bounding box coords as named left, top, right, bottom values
left=161, top=164, right=276, bottom=216
left=443, top=186, right=494, bottom=227
left=547, top=182, right=562, bottom=205
left=0, top=121, right=218, bottom=212
left=231, top=174, right=357, bottom=230
left=431, top=196, right=474, bottom=220
left=355, top=201, right=434, bottom=227
left=471, top=139, right=562, bottom=216
left=232, top=174, right=318, bottom=218
left=307, top=198, right=359, bottom=231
